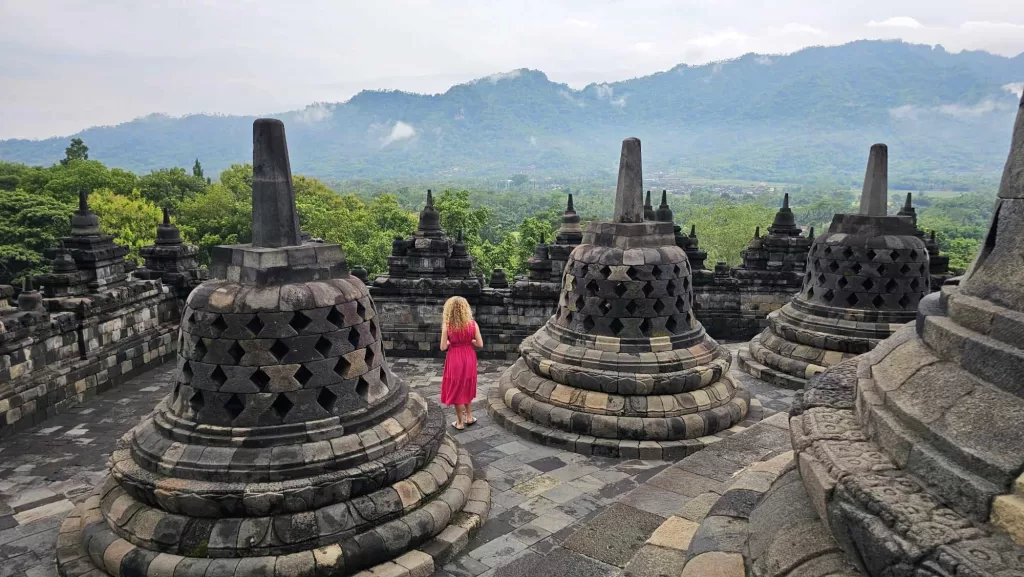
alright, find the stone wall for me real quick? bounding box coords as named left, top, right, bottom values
left=0, top=281, right=181, bottom=438
left=694, top=283, right=795, bottom=340
left=374, top=287, right=557, bottom=358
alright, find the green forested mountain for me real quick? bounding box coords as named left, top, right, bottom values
left=2, top=40, right=1021, bottom=187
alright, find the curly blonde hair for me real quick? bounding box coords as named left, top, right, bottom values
left=443, top=296, right=473, bottom=331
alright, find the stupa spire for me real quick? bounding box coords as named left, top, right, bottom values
left=613, top=138, right=643, bottom=223
left=859, top=143, right=888, bottom=216
left=251, top=118, right=302, bottom=248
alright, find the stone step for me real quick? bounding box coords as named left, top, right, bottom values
left=991, top=473, right=1024, bottom=546
left=616, top=413, right=799, bottom=577
left=737, top=343, right=809, bottom=391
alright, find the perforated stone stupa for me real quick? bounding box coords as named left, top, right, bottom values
left=55, top=119, right=489, bottom=577
left=780, top=93, right=1024, bottom=576
left=738, top=144, right=930, bottom=389
left=487, top=137, right=750, bottom=459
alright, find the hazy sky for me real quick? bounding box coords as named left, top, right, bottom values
left=1, top=0, right=1022, bottom=140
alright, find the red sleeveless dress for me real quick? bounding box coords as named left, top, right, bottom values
left=441, top=321, right=478, bottom=406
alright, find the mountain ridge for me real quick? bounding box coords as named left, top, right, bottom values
left=2, top=40, right=1022, bottom=186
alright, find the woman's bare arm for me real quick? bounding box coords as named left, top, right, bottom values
left=472, top=322, right=484, bottom=349
left=440, top=324, right=449, bottom=351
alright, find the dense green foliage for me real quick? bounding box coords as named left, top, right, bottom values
left=2, top=41, right=1020, bottom=190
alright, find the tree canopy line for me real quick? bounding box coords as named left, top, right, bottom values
left=0, top=139, right=991, bottom=287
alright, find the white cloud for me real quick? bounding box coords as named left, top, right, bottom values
left=755, top=55, right=773, bottom=65
left=866, top=17, right=925, bottom=29
left=780, top=23, right=826, bottom=36
left=592, top=84, right=626, bottom=107
left=889, top=98, right=1014, bottom=120
left=380, top=121, right=416, bottom=146
left=293, top=102, right=332, bottom=123
left=529, top=135, right=538, bottom=146
left=567, top=19, right=597, bottom=29
left=559, top=90, right=585, bottom=107
left=478, top=69, right=522, bottom=84
left=1004, top=83, right=1024, bottom=98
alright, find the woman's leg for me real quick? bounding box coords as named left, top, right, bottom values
left=465, top=402, right=475, bottom=424
left=453, top=404, right=465, bottom=428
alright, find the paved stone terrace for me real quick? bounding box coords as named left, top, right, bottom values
left=0, top=343, right=795, bottom=577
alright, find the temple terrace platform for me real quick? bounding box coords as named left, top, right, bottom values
left=0, top=343, right=795, bottom=577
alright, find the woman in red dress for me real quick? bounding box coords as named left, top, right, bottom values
left=440, top=296, right=483, bottom=430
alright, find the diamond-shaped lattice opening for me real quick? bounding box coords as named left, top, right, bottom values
left=364, top=346, right=376, bottom=369
left=600, top=265, right=612, bottom=278
left=224, top=394, right=245, bottom=420
left=614, top=282, right=628, bottom=298
left=910, top=278, right=920, bottom=291
left=666, top=316, right=678, bottom=333
left=873, top=295, right=885, bottom=309
left=824, top=246, right=833, bottom=255
left=609, top=318, right=624, bottom=336
left=317, top=387, right=337, bottom=412
left=863, top=278, right=874, bottom=291
left=356, top=300, right=367, bottom=320
left=851, top=262, right=862, bottom=274
left=565, top=311, right=574, bottom=325
left=585, top=279, right=599, bottom=295
left=227, top=341, right=245, bottom=364
left=807, top=287, right=815, bottom=299
left=572, top=294, right=584, bottom=311
left=250, top=368, right=271, bottom=390
left=294, top=365, right=314, bottom=386
left=334, top=356, right=351, bottom=378
left=583, top=316, right=595, bottom=332
left=599, top=300, right=612, bottom=315
left=885, top=279, right=898, bottom=292
left=315, top=337, right=332, bottom=359
left=211, top=315, right=228, bottom=336
left=625, top=300, right=639, bottom=315
left=828, top=261, right=840, bottom=273
left=842, top=247, right=854, bottom=259
left=369, top=320, right=378, bottom=340
left=326, top=307, right=344, bottom=329
left=653, top=299, right=666, bottom=315
left=193, top=339, right=207, bottom=361
left=639, top=318, right=651, bottom=336
left=173, top=383, right=181, bottom=403
left=890, top=250, right=900, bottom=261
left=271, top=394, right=293, bottom=420
left=643, top=283, right=655, bottom=298
left=898, top=294, right=911, bottom=310
left=674, top=265, right=682, bottom=277
left=580, top=264, right=589, bottom=278
left=653, top=265, right=666, bottom=280
left=818, top=273, right=827, bottom=284
left=181, top=361, right=193, bottom=382
left=909, top=250, right=918, bottom=260
left=242, top=316, right=263, bottom=339
left=676, top=296, right=687, bottom=310
left=837, top=277, right=848, bottom=289
left=210, top=366, right=228, bottom=387
left=348, top=327, right=361, bottom=350
left=183, top=311, right=195, bottom=330
left=846, top=293, right=859, bottom=306
left=823, top=289, right=835, bottom=303
left=289, top=311, right=312, bottom=333
left=355, top=377, right=370, bottom=400
left=900, top=264, right=911, bottom=275
left=866, top=249, right=877, bottom=260
left=270, top=340, right=289, bottom=362
left=626, top=266, right=638, bottom=280
left=189, top=390, right=204, bottom=413
left=683, top=277, right=690, bottom=290
left=379, top=367, right=388, bottom=386
left=877, top=263, right=888, bottom=276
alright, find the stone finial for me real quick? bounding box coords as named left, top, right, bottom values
left=17, top=276, right=43, bottom=312
left=251, top=118, right=302, bottom=248
left=426, top=189, right=435, bottom=208
left=754, top=226, right=761, bottom=239
left=613, top=138, right=644, bottom=223
left=996, top=90, right=1024, bottom=199
left=162, top=207, right=170, bottom=225
left=783, top=192, right=790, bottom=209
left=566, top=193, right=575, bottom=213
left=52, top=241, right=77, bottom=273
left=70, top=189, right=101, bottom=236
left=769, top=192, right=799, bottom=234
left=416, top=189, right=443, bottom=237
left=156, top=206, right=183, bottom=245
left=808, top=226, right=815, bottom=242
left=689, top=225, right=697, bottom=238
left=930, top=230, right=936, bottom=242
left=350, top=266, right=369, bottom=283
left=489, top=267, right=509, bottom=288
left=655, top=190, right=674, bottom=222
left=859, top=143, right=888, bottom=216
left=644, top=190, right=655, bottom=221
